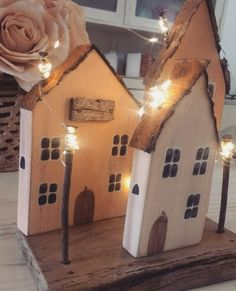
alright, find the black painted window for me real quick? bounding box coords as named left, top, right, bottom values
left=184, top=194, right=201, bottom=219
left=111, top=134, right=129, bottom=156
left=20, top=156, right=25, bottom=169
left=38, top=183, right=58, bottom=206
left=40, top=137, right=61, bottom=161
left=193, top=147, right=210, bottom=176
left=162, top=148, right=180, bottom=178
left=108, top=174, right=122, bottom=192
left=132, top=184, right=139, bottom=195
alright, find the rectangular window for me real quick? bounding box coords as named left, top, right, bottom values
left=162, top=148, right=180, bottom=178
left=111, top=135, right=129, bottom=156
left=38, top=183, right=58, bottom=206
left=40, top=137, right=61, bottom=161
left=184, top=194, right=200, bottom=219
left=108, top=174, right=122, bottom=192
left=193, top=147, right=209, bottom=176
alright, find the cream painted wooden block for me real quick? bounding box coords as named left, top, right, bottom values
left=123, top=60, right=219, bottom=257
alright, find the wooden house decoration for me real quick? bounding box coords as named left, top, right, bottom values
left=17, top=44, right=139, bottom=236
left=123, top=0, right=230, bottom=257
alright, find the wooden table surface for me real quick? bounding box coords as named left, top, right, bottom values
left=0, top=162, right=236, bottom=291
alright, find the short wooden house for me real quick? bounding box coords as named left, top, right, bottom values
left=123, top=0, right=229, bottom=257
left=17, top=45, right=139, bottom=236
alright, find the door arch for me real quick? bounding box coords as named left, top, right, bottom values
left=147, top=211, right=168, bottom=255
left=74, top=187, right=95, bottom=225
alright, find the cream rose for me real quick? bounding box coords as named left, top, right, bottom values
left=0, top=0, right=90, bottom=91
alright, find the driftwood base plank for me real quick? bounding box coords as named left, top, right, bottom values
left=18, top=217, right=236, bottom=291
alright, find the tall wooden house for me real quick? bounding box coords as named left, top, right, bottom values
left=123, top=0, right=229, bottom=257
left=17, top=45, right=139, bottom=236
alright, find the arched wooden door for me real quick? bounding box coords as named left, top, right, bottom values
left=74, top=188, right=95, bottom=225
left=147, top=211, right=168, bottom=255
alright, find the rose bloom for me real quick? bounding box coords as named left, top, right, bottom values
left=0, top=0, right=90, bottom=91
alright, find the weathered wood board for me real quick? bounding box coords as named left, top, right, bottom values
left=70, top=97, right=115, bottom=121
left=18, top=217, right=236, bottom=291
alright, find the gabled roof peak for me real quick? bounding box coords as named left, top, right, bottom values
left=21, top=44, right=138, bottom=111
left=130, top=59, right=219, bottom=153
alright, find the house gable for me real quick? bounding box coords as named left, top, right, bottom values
left=130, top=59, right=219, bottom=153
left=144, top=0, right=229, bottom=129
left=21, top=44, right=139, bottom=111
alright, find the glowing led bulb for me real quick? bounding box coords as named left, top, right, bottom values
left=149, top=85, right=166, bottom=108
left=54, top=40, right=60, bottom=49
left=159, top=15, right=169, bottom=33
left=221, top=140, right=234, bottom=159
left=149, top=37, right=158, bottom=43
left=64, top=126, right=79, bottom=152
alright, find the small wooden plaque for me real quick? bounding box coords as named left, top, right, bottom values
left=18, top=217, right=236, bottom=291
left=70, top=97, right=115, bottom=122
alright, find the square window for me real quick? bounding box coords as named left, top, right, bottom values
left=41, top=138, right=50, bottom=149
left=184, top=209, right=192, bottom=219
left=193, top=194, right=200, bottom=206
left=200, top=162, right=207, bottom=175
left=121, top=135, right=129, bottom=145
left=173, top=149, right=180, bottom=163
left=116, top=174, right=122, bottom=182
left=196, top=148, right=204, bottom=160
left=38, top=195, right=47, bottom=206
left=108, top=184, right=115, bottom=192
left=162, top=164, right=171, bottom=178
left=41, top=149, right=50, bottom=161
left=50, top=183, right=57, bottom=192
left=193, top=163, right=200, bottom=175
left=115, top=183, right=121, bottom=191
left=120, top=146, right=127, bottom=156
left=165, top=149, right=173, bottom=163
left=109, top=174, right=115, bottom=183
left=187, top=195, right=194, bottom=207
left=51, top=138, right=60, bottom=148
left=170, top=164, right=178, bottom=177
left=203, top=147, right=210, bottom=160
left=113, top=135, right=120, bottom=145
left=51, top=149, right=60, bottom=160
left=39, top=183, right=48, bottom=194
left=48, top=193, right=57, bottom=204
left=191, top=207, right=198, bottom=218
left=112, top=146, right=118, bottom=156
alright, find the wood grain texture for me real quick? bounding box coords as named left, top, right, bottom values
left=70, top=97, right=115, bottom=121
left=74, top=188, right=95, bottom=225
left=147, top=211, right=168, bottom=255
left=18, top=217, right=236, bottom=291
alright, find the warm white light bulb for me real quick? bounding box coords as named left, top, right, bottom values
left=138, top=107, right=145, bottom=117
left=54, top=40, right=60, bottom=49
left=65, top=126, right=79, bottom=152
left=149, top=85, right=166, bottom=108
left=221, top=141, right=234, bottom=159
left=38, top=62, right=52, bottom=79
left=149, top=37, right=158, bottom=43
left=159, top=16, right=169, bottom=33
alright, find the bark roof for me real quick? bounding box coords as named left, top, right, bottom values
left=21, top=45, right=139, bottom=111
left=130, top=59, right=219, bottom=153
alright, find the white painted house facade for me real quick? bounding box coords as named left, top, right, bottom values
left=123, top=60, right=219, bottom=257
